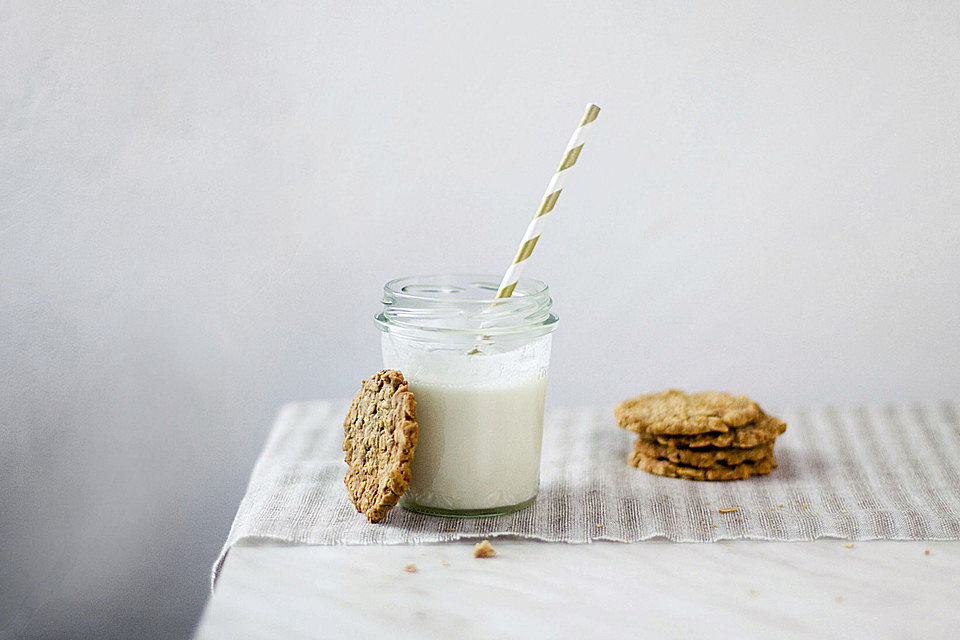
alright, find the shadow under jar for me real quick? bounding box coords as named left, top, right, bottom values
left=375, top=274, right=558, bottom=517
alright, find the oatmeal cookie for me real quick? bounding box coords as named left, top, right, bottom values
left=649, top=415, right=787, bottom=449
left=615, top=389, right=764, bottom=435
left=633, top=452, right=778, bottom=481
left=343, top=369, right=418, bottom=522
left=631, top=437, right=775, bottom=468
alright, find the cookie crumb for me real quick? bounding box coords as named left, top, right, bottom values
left=770, top=507, right=776, bottom=511
left=718, top=507, right=739, bottom=514
left=445, top=528, right=457, bottom=532
left=778, top=504, right=784, bottom=508
left=925, top=549, right=931, bottom=556
left=596, top=523, right=604, bottom=528
left=439, top=560, right=450, bottom=566
left=802, top=504, right=809, bottom=509
left=473, top=540, right=496, bottom=558
left=841, top=509, right=848, bottom=513
left=748, top=589, right=757, bottom=596
left=842, top=543, right=854, bottom=549
left=404, top=564, right=418, bottom=573
left=705, top=501, right=711, bottom=505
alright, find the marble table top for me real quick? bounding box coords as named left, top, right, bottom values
left=195, top=540, right=960, bottom=639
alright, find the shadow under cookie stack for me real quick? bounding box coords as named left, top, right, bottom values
left=615, top=390, right=787, bottom=481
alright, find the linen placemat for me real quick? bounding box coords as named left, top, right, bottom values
left=213, top=400, right=960, bottom=585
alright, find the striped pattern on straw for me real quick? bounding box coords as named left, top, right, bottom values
left=496, top=103, right=600, bottom=298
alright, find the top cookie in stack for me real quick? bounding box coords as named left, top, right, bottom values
left=615, top=390, right=786, bottom=481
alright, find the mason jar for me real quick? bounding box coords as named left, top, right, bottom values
left=375, top=274, right=558, bottom=517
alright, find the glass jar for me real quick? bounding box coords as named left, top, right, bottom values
left=375, top=274, right=558, bottom=517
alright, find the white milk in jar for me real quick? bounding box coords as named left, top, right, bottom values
left=376, top=275, right=558, bottom=517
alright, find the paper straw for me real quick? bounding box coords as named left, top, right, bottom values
left=495, top=103, right=600, bottom=299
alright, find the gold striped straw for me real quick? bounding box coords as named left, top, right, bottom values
left=495, top=103, right=600, bottom=298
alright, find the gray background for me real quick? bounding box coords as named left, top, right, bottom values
left=2, top=1, right=958, bottom=638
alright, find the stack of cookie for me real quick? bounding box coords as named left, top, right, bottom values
left=615, top=390, right=786, bottom=481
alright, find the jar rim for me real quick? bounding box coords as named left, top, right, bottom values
left=382, top=273, right=549, bottom=303
left=375, top=273, right=558, bottom=341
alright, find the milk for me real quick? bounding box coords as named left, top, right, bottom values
left=403, top=373, right=547, bottom=511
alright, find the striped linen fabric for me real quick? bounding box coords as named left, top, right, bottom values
left=213, top=400, right=960, bottom=586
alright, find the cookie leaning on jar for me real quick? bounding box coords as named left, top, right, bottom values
left=616, top=390, right=787, bottom=481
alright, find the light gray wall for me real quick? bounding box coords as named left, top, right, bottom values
left=2, top=2, right=958, bottom=638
